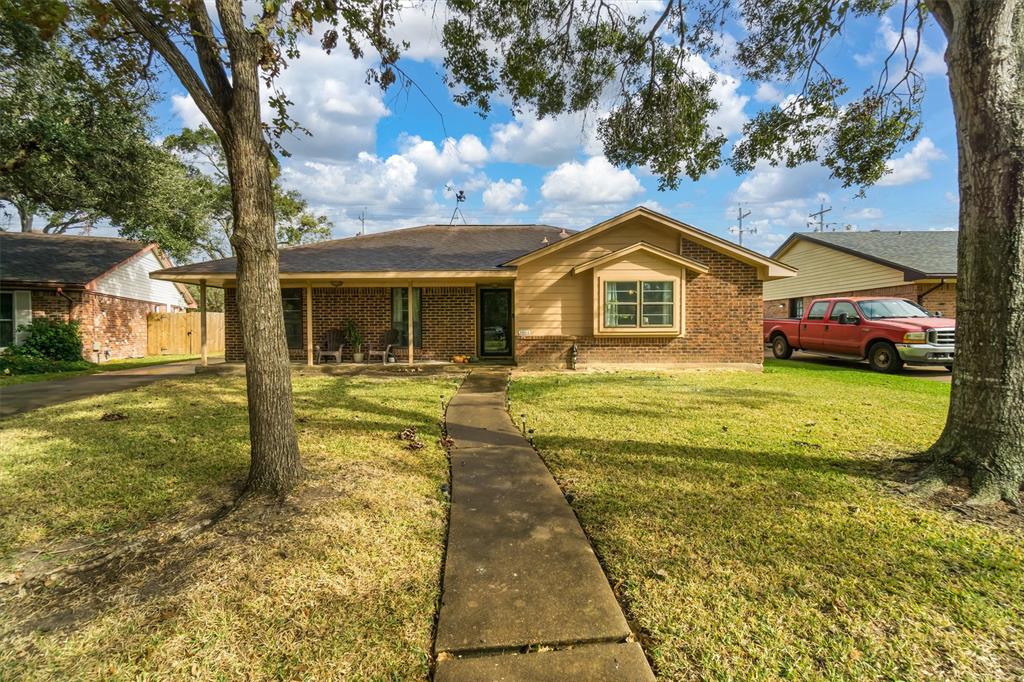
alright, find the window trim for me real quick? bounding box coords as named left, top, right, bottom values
left=596, top=276, right=682, bottom=336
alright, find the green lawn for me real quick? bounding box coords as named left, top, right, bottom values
left=510, top=361, right=1023, bottom=681
left=0, top=370, right=462, bottom=680
left=0, top=354, right=209, bottom=386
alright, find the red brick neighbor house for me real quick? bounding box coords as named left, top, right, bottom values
left=764, top=230, right=958, bottom=320
left=0, top=232, right=194, bottom=360
left=152, top=207, right=795, bottom=368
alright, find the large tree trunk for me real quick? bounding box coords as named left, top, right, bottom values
left=222, top=27, right=303, bottom=495
left=926, top=0, right=1024, bottom=504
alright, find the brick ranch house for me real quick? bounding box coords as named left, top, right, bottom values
left=152, top=207, right=795, bottom=368
left=0, top=232, right=194, bottom=360
left=764, top=230, right=958, bottom=320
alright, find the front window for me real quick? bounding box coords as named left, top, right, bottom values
left=604, top=281, right=674, bottom=328
left=392, top=288, right=422, bottom=347
left=859, top=299, right=930, bottom=320
left=0, top=292, right=13, bottom=347
left=281, top=288, right=303, bottom=349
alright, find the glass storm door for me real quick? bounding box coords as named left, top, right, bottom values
left=479, top=289, right=512, bottom=356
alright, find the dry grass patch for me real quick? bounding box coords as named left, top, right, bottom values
left=510, top=361, right=1023, bottom=681
left=0, top=371, right=464, bottom=680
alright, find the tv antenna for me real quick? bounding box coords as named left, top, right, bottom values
left=446, top=185, right=467, bottom=225
left=357, top=207, right=366, bottom=236
left=728, top=204, right=755, bottom=246
left=808, top=203, right=835, bottom=231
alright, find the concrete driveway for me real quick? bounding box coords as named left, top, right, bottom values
left=767, top=350, right=952, bottom=383
left=0, top=359, right=220, bottom=418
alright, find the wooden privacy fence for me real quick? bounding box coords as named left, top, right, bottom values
left=147, top=312, right=224, bottom=356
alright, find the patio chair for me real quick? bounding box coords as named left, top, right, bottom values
left=367, top=328, right=401, bottom=364
left=315, top=329, right=345, bottom=364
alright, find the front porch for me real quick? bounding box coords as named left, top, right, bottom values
left=217, top=279, right=515, bottom=366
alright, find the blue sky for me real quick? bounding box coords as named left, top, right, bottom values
left=152, top=4, right=957, bottom=256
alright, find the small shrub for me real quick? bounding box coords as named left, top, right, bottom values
left=11, top=318, right=84, bottom=361
left=0, top=352, right=92, bottom=376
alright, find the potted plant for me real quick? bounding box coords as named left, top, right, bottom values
left=345, top=319, right=364, bottom=362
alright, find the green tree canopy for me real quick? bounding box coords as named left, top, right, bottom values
left=0, top=10, right=210, bottom=244
left=156, top=126, right=331, bottom=260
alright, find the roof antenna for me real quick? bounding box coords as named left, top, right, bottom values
left=445, top=185, right=467, bottom=225
left=357, top=207, right=366, bottom=236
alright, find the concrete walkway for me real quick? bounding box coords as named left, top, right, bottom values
left=0, top=359, right=214, bottom=418
left=434, top=370, right=654, bottom=681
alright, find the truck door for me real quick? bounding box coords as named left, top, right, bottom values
left=800, top=300, right=831, bottom=351
left=824, top=300, right=862, bottom=355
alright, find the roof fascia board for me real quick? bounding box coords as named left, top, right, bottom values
left=572, top=242, right=710, bottom=274
left=505, top=206, right=797, bottom=278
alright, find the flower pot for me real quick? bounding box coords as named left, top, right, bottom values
left=352, top=352, right=364, bottom=363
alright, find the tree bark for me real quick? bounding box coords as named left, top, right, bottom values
left=218, top=4, right=302, bottom=495
left=925, top=0, right=1024, bottom=504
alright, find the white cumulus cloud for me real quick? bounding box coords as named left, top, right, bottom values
left=483, top=178, right=529, bottom=213
left=540, top=156, right=644, bottom=204
left=877, top=137, right=946, bottom=186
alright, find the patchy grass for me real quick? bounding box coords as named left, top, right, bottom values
left=510, top=360, right=1023, bottom=681
left=0, top=370, right=463, bottom=680
left=0, top=354, right=209, bottom=386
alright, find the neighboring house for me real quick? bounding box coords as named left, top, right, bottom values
left=0, top=232, right=194, bottom=360
left=763, top=230, right=958, bottom=319
left=152, top=207, right=795, bottom=368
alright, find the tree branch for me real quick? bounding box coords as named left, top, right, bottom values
left=184, top=0, right=234, bottom=111
left=110, top=0, right=227, bottom=136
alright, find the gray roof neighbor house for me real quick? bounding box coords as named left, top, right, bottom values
left=773, top=230, right=958, bottom=279
left=0, top=231, right=152, bottom=287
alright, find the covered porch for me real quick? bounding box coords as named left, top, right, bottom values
left=185, top=272, right=516, bottom=367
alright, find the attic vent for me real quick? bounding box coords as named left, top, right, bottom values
left=559, top=228, right=569, bottom=238
left=541, top=236, right=550, bottom=244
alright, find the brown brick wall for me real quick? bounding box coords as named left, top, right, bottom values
left=223, top=286, right=477, bottom=363
left=516, top=243, right=764, bottom=367
left=918, top=283, right=957, bottom=317
left=765, top=282, right=957, bottom=319
left=27, top=289, right=159, bottom=360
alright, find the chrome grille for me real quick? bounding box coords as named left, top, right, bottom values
left=929, top=328, right=956, bottom=345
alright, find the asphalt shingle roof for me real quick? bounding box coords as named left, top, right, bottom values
left=0, top=231, right=149, bottom=285
left=786, top=230, right=958, bottom=277
left=157, top=224, right=574, bottom=275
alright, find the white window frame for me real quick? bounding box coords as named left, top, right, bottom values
left=596, top=276, right=683, bottom=336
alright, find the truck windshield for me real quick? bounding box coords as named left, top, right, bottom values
left=859, top=299, right=931, bottom=319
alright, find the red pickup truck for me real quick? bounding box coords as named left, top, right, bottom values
left=764, top=297, right=956, bottom=373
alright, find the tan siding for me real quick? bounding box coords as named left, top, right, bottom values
left=515, top=219, right=680, bottom=335
left=762, top=239, right=906, bottom=300
left=592, top=251, right=683, bottom=335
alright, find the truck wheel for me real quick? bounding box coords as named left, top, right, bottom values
left=771, top=334, right=793, bottom=360
left=868, top=342, right=904, bottom=373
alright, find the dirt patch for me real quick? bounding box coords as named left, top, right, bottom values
left=0, top=470, right=357, bottom=637
left=884, top=461, right=1023, bottom=534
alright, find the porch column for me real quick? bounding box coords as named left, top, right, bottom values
left=199, top=280, right=208, bottom=367
left=407, top=283, right=414, bottom=365
left=305, top=283, right=314, bottom=366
